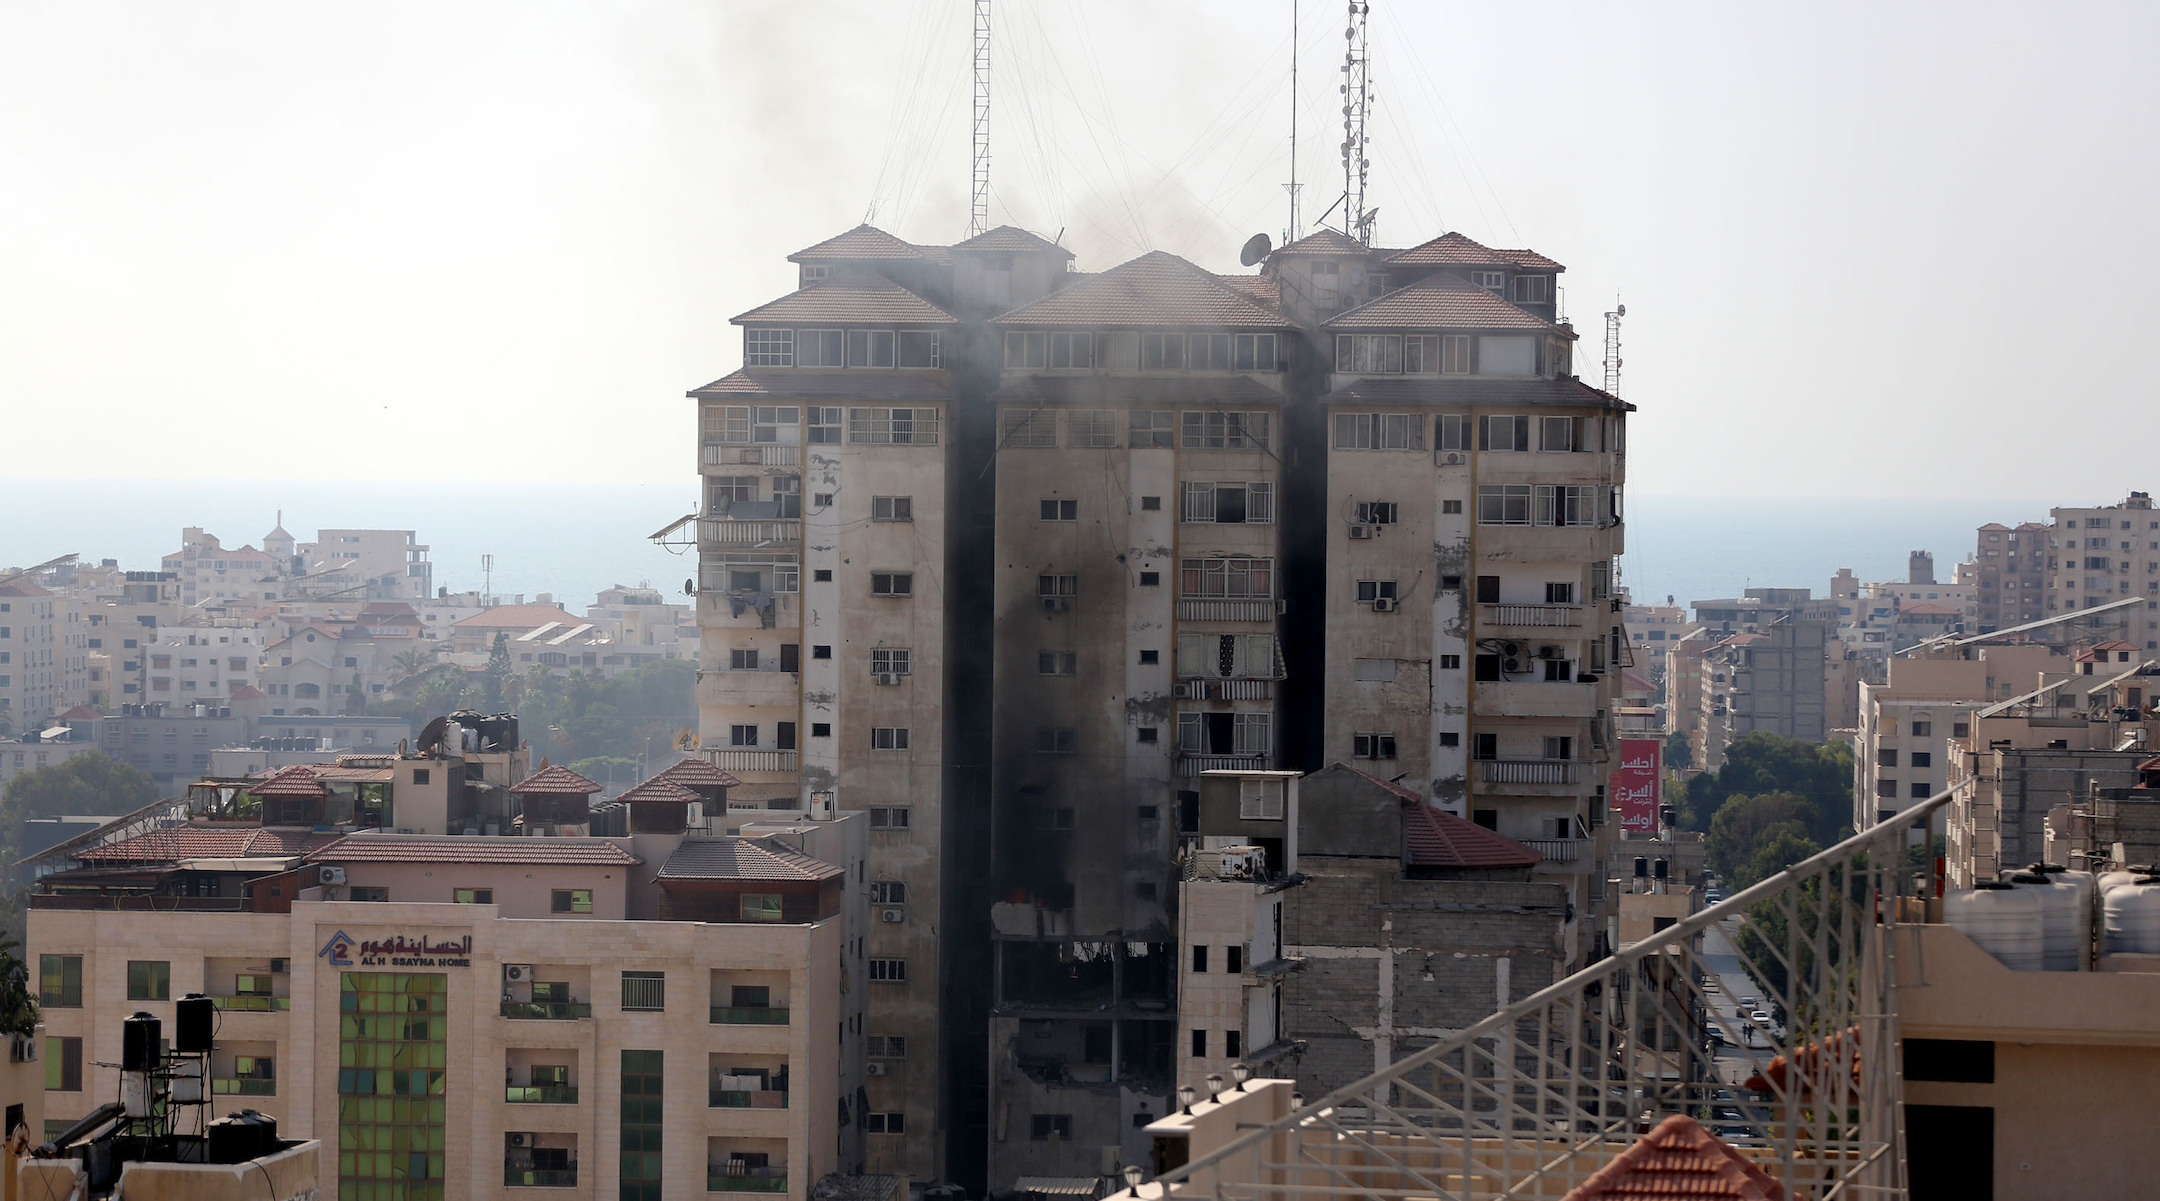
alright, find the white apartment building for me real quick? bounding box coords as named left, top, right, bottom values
left=295, top=528, right=434, bottom=601
left=145, top=622, right=266, bottom=701
left=161, top=527, right=292, bottom=607
left=2044, top=491, right=2160, bottom=652
left=0, top=579, right=72, bottom=734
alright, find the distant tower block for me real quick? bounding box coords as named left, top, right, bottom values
left=1910, top=551, right=1936, bottom=585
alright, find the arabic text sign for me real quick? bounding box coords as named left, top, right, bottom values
left=1611, top=738, right=1661, bottom=833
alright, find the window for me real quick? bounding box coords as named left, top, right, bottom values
left=871, top=648, right=912, bottom=677
left=1189, top=332, right=1233, bottom=368
left=871, top=572, right=914, bottom=597
left=127, top=961, right=170, bottom=1001
left=869, top=806, right=911, bottom=829
left=1000, top=408, right=1058, bottom=448
left=553, top=889, right=595, bottom=914
left=1003, top=331, right=1048, bottom=368
left=1912, top=751, right=1933, bottom=768
left=1546, top=582, right=1576, bottom=604
left=1139, top=649, right=1159, bottom=665
left=730, top=724, right=759, bottom=748
left=1191, top=1030, right=1208, bottom=1057
left=868, top=958, right=907, bottom=982
left=898, top=331, right=940, bottom=367
left=1477, top=484, right=1532, bottom=525
left=1911, top=782, right=1930, bottom=799
left=1182, top=411, right=1270, bottom=449
left=1442, top=498, right=1464, bottom=514
left=40, top=956, right=80, bottom=1008
left=454, top=888, right=493, bottom=904
left=871, top=727, right=911, bottom=751
left=797, top=329, right=844, bottom=366
left=848, top=407, right=940, bottom=445
left=730, top=648, right=760, bottom=670
left=1035, top=729, right=1078, bottom=754
left=1911, top=720, right=1933, bottom=737
left=1139, top=571, right=1160, bottom=586
left=745, top=329, right=793, bottom=367
left=1479, top=335, right=1537, bottom=374
left=865, top=1112, right=907, bottom=1134
left=1356, top=580, right=1399, bottom=604
left=1439, top=731, right=1460, bottom=747
left=1877, top=778, right=1898, bottom=798
left=1067, top=410, right=1119, bottom=447
left=740, top=894, right=784, bottom=922
left=1334, top=334, right=1403, bottom=373
left=1333, top=412, right=1425, bottom=449
left=1047, top=330, right=1095, bottom=368
left=1040, top=498, right=1078, bottom=521
left=1472, top=270, right=1505, bottom=292
left=1038, top=574, right=1078, bottom=600
left=811, top=722, right=831, bottom=738
left=1178, top=712, right=1273, bottom=757
left=1355, top=501, right=1398, bottom=525
left=813, top=644, right=832, bottom=659
left=1234, top=333, right=1277, bottom=370
left=1137, top=727, right=1159, bottom=743
left=776, top=721, right=797, bottom=750
left=866, top=1035, right=907, bottom=1057
left=1038, top=651, right=1077, bottom=676
left=1478, top=415, right=1532, bottom=451
left=1513, top=274, right=1551, bottom=303
left=1473, top=733, right=1498, bottom=760
left=807, top=406, right=843, bottom=444
left=412, top=769, right=430, bottom=786
left=1180, top=557, right=1274, bottom=598
left=1225, top=1031, right=1242, bottom=1057
left=1539, top=416, right=1575, bottom=452
left=869, top=881, right=908, bottom=904
left=1878, top=749, right=1898, bottom=768
left=872, top=496, right=913, bottom=522
left=1029, top=1113, right=1073, bottom=1140
left=1441, top=335, right=1472, bottom=374
left=1182, top=481, right=1274, bottom=523
left=1353, top=733, right=1397, bottom=759
left=1131, top=410, right=1176, bottom=448
left=1140, top=496, right=1162, bottom=510
left=620, top=971, right=665, bottom=1011
left=46, top=1037, right=81, bottom=1092
left=847, top=329, right=897, bottom=368
left=1141, top=332, right=1187, bottom=369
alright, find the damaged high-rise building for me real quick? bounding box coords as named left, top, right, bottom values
left=677, top=222, right=1630, bottom=1194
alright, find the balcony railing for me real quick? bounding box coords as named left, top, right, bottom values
left=710, top=1006, right=790, bottom=1026
left=211, top=1078, right=276, bottom=1096
left=29, top=894, right=250, bottom=912
left=703, top=442, right=800, bottom=467
left=207, top=994, right=289, bottom=1012
left=500, top=1000, right=592, bottom=1021
left=710, top=1088, right=789, bottom=1109
left=1178, top=753, right=1269, bottom=777
left=1521, top=837, right=1587, bottom=862
left=1476, top=759, right=1581, bottom=785
left=504, top=1167, right=579, bottom=1188
left=702, top=750, right=799, bottom=773
left=700, top=518, right=802, bottom=548
left=506, top=1084, right=580, bottom=1104
left=709, top=1171, right=788, bottom=1193
left=1481, top=603, right=1583, bottom=627
left=1177, top=678, right=1274, bottom=700
left=1177, top=599, right=1278, bottom=622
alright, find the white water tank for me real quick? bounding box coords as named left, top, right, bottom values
left=2007, top=872, right=2083, bottom=970
left=2102, top=876, right=2160, bottom=955
left=1946, top=881, right=2045, bottom=971
left=2099, top=870, right=2141, bottom=896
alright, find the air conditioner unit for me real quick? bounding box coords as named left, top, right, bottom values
left=11, top=1035, right=37, bottom=1064
left=874, top=673, right=901, bottom=686
left=1439, top=451, right=1465, bottom=466
left=317, top=865, right=345, bottom=886
left=503, top=964, right=533, bottom=984
left=508, top=1132, right=532, bottom=1149
left=1372, top=597, right=1397, bottom=613
left=880, top=908, right=905, bottom=923
left=1498, top=641, right=1523, bottom=657
left=269, top=958, right=290, bottom=974
left=1171, top=683, right=1190, bottom=698
left=1538, top=645, right=1562, bottom=659
left=1042, top=597, right=1071, bottom=612
left=866, top=1062, right=888, bottom=1077
left=1503, top=657, right=1526, bottom=674
left=1348, top=525, right=1373, bottom=540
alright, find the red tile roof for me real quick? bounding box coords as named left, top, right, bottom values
left=789, top=224, right=934, bottom=263
left=250, top=765, right=326, bottom=800
left=657, top=837, right=842, bottom=882
left=1325, top=271, right=1553, bottom=331
left=953, top=225, right=1072, bottom=257
left=1271, top=229, right=1369, bottom=256
left=1320, top=375, right=1629, bottom=413
left=1496, top=248, right=1566, bottom=272
left=732, top=275, right=958, bottom=327
left=1561, top=1114, right=1784, bottom=1201
left=79, top=825, right=340, bottom=863
left=510, top=764, right=603, bottom=796
left=227, top=685, right=266, bottom=700
left=990, top=251, right=1294, bottom=329
left=1382, top=231, right=1517, bottom=267
left=1404, top=804, right=1542, bottom=869
left=1213, top=273, right=1282, bottom=308
left=616, top=777, right=701, bottom=806
left=656, top=758, right=743, bottom=789
left=307, top=834, right=639, bottom=866
left=58, top=705, right=103, bottom=721
left=452, top=604, right=579, bottom=630
left=686, top=370, right=951, bottom=402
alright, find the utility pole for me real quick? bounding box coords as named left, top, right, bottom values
left=970, top=0, right=992, bottom=239
left=1340, top=0, right=1372, bottom=243
left=1603, top=303, right=1626, bottom=398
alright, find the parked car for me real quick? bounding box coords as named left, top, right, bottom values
left=1749, top=1010, right=1774, bottom=1025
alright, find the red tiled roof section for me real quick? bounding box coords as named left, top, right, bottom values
left=79, top=826, right=341, bottom=863
left=59, top=705, right=103, bottom=720
left=789, top=224, right=934, bottom=263
left=251, top=765, right=326, bottom=800
left=1405, top=803, right=1543, bottom=869
left=1497, top=248, right=1567, bottom=272
left=1214, top=273, right=1282, bottom=308
left=954, top=225, right=1072, bottom=257
left=686, top=370, right=952, bottom=402
left=733, top=276, right=958, bottom=327
left=616, top=777, right=701, bottom=806
left=656, top=758, right=743, bottom=789
left=991, top=251, right=1294, bottom=329
left=1271, top=228, right=1369, bottom=256
left=226, top=685, right=266, bottom=700
left=510, top=764, right=603, bottom=796
left=1561, top=1114, right=1785, bottom=1201
left=1382, top=231, right=1516, bottom=267
left=1325, top=271, right=1553, bottom=331
left=306, top=835, right=639, bottom=866
left=452, top=604, right=579, bottom=630
left=657, top=838, right=842, bottom=882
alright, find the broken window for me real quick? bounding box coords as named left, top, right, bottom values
left=1355, top=501, right=1398, bottom=525
left=1030, top=1114, right=1073, bottom=1140
left=1038, top=651, right=1077, bottom=676
left=1181, top=482, right=1273, bottom=523
left=1176, top=711, right=1272, bottom=756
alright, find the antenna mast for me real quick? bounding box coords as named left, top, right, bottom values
left=970, top=0, right=992, bottom=239
left=1340, top=1, right=1373, bottom=243
left=1603, top=302, right=1625, bottom=397
left=1283, top=0, right=1302, bottom=243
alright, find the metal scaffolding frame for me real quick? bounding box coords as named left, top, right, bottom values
left=1150, top=787, right=1965, bottom=1201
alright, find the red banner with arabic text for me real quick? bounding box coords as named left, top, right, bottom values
left=1611, top=738, right=1661, bottom=833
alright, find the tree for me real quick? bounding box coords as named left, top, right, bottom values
left=392, top=647, right=436, bottom=681
left=0, top=753, right=158, bottom=892
left=1680, top=732, right=1852, bottom=844
left=1662, top=731, right=1692, bottom=769
left=484, top=632, right=512, bottom=709
left=1706, top=792, right=1819, bottom=883
left=1742, top=825, right=1824, bottom=890
left=0, top=931, right=38, bottom=1038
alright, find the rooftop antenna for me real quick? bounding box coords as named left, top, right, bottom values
left=1283, top=0, right=1302, bottom=244
left=1603, top=301, right=1625, bottom=397
left=481, top=553, right=494, bottom=605
left=970, top=0, right=992, bottom=239
left=1340, top=0, right=1373, bottom=243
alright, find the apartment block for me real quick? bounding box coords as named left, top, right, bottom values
left=0, top=579, right=74, bottom=736
left=1691, top=590, right=1834, bottom=770
left=2043, top=491, right=2160, bottom=650
left=684, top=222, right=1629, bottom=1193
left=1974, top=522, right=2049, bottom=632
left=294, top=528, right=434, bottom=601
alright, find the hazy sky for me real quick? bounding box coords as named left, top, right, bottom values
left=4, top=1, right=2154, bottom=500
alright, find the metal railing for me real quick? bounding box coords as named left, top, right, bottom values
left=703, top=442, right=800, bottom=467
left=1476, top=759, right=1580, bottom=785
left=506, top=1084, right=579, bottom=1104
left=1481, top=603, right=1583, bottom=627
left=1520, top=837, right=1586, bottom=862
left=1178, top=599, right=1278, bottom=622
left=700, top=519, right=802, bottom=547
left=1147, top=785, right=1967, bottom=1201
left=710, top=1006, right=790, bottom=1026
left=1178, top=754, right=1269, bottom=777
left=206, top=994, right=289, bottom=1012
left=702, top=750, right=800, bottom=773
left=710, top=1088, right=789, bottom=1109
left=211, top=1078, right=276, bottom=1096
left=708, top=1171, right=788, bottom=1193
left=499, top=1000, right=591, bottom=1021
left=504, top=1167, right=578, bottom=1188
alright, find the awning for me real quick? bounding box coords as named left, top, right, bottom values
left=1013, top=1179, right=1100, bottom=1199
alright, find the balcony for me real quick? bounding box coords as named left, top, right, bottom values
left=700, top=519, right=802, bottom=548
left=704, top=442, right=800, bottom=468
left=506, top=1085, right=579, bottom=1104
left=500, top=1000, right=592, bottom=1021
left=709, top=1172, right=788, bottom=1194
left=710, top=1006, right=790, bottom=1026
left=1481, top=603, right=1583, bottom=628
left=1521, top=837, right=1587, bottom=862
left=1477, top=760, right=1581, bottom=786
left=504, top=1168, right=579, bottom=1188
left=1178, top=753, right=1269, bottom=777
left=207, top=994, right=289, bottom=1012
left=1472, top=680, right=1597, bottom=719
left=211, top=1078, right=276, bottom=1096
left=701, top=750, right=799, bottom=774
left=29, top=894, right=250, bottom=912
left=710, top=1088, right=788, bottom=1109
left=1177, top=599, right=1278, bottom=622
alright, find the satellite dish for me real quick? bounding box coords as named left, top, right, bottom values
left=1239, top=233, right=1273, bottom=267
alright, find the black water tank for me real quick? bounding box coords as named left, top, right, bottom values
left=207, top=1114, right=263, bottom=1164
left=121, top=1013, right=161, bottom=1072
left=175, top=994, right=215, bottom=1053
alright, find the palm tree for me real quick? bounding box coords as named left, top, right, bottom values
left=392, top=647, right=437, bottom=681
